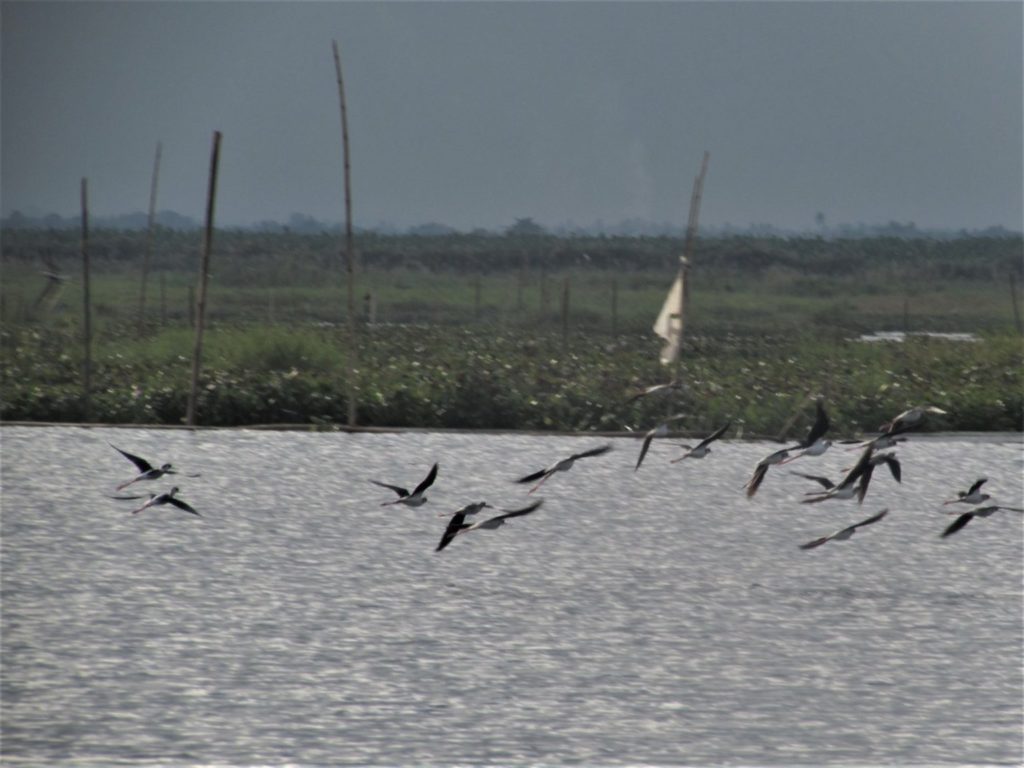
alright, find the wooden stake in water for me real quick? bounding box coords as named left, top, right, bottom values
left=333, top=39, right=358, bottom=427
left=137, top=141, right=162, bottom=338
left=80, top=178, right=92, bottom=421
left=186, top=130, right=222, bottom=427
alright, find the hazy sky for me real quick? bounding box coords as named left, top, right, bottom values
left=3, top=1, right=1021, bottom=232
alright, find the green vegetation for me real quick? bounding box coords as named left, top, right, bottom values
left=2, top=229, right=1021, bottom=434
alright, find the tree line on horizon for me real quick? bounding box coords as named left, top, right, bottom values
left=2, top=208, right=1020, bottom=241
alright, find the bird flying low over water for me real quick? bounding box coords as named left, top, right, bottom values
left=435, top=500, right=544, bottom=552
left=370, top=463, right=439, bottom=507
left=634, top=415, right=686, bottom=471
left=779, top=400, right=831, bottom=464
left=941, top=505, right=1024, bottom=538
left=517, top=444, right=612, bottom=494
left=942, top=478, right=990, bottom=506
left=879, top=405, right=947, bottom=436
left=110, top=443, right=196, bottom=491
left=797, top=445, right=900, bottom=505
left=841, top=433, right=908, bottom=452
left=744, top=446, right=791, bottom=498
left=128, top=486, right=201, bottom=516
left=799, top=509, right=888, bottom=549
left=671, top=421, right=731, bottom=463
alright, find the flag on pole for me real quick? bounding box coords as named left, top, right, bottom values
left=653, top=263, right=686, bottom=365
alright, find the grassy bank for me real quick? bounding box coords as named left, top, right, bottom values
left=2, top=324, right=1020, bottom=435
left=2, top=230, right=1021, bottom=434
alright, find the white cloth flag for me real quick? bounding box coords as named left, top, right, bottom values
left=653, top=271, right=684, bottom=365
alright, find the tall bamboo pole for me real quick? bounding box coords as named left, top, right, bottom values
left=137, top=141, right=162, bottom=338
left=80, top=178, right=92, bottom=420
left=333, top=39, right=358, bottom=427
left=1009, top=272, right=1023, bottom=336
left=186, top=130, right=222, bottom=427
left=674, top=151, right=709, bottom=383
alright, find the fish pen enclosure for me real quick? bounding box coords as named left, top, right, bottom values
left=4, top=228, right=1022, bottom=335
left=2, top=227, right=1022, bottom=432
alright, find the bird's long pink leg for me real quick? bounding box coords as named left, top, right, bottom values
left=528, top=474, right=551, bottom=495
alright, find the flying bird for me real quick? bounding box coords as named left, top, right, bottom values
left=110, top=443, right=195, bottom=491
left=634, top=414, right=686, bottom=471
left=779, top=400, right=831, bottom=464
left=128, top=486, right=201, bottom=517
left=854, top=451, right=902, bottom=503
left=744, top=446, right=791, bottom=498
left=370, top=462, right=439, bottom=507
left=517, top=444, right=612, bottom=494
left=879, top=405, right=947, bottom=436
left=435, top=500, right=544, bottom=552
left=799, top=509, right=888, bottom=549
left=670, top=421, right=731, bottom=463
left=625, top=379, right=681, bottom=404
left=798, top=445, right=895, bottom=504
left=941, top=505, right=1024, bottom=538
left=841, top=434, right=908, bottom=452
left=942, top=478, right=990, bottom=506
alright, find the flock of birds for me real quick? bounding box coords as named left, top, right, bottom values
left=106, top=398, right=1021, bottom=553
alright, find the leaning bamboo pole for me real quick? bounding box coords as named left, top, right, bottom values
left=333, top=39, right=358, bottom=427
left=137, top=141, right=162, bottom=338
left=673, top=151, right=709, bottom=385
left=80, top=178, right=92, bottom=421
left=185, top=131, right=222, bottom=427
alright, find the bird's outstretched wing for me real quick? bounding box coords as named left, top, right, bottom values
left=571, top=444, right=613, bottom=461
left=699, top=421, right=731, bottom=449
left=516, top=468, right=549, bottom=484
left=789, top=471, right=834, bottom=490
left=369, top=479, right=409, bottom=498
left=491, top=499, right=544, bottom=520
left=412, top=463, right=439, bottom=496
left=436, top=512, right=470, bottom=552
left=168, top=497, right=201, bottom=516
left=966, top=478, right=988, bottom=496
left=110, top=443, right=154, bottom=473
left=802, top=401, right=830, bottom=447
left=941, top=513, right=975, bottom=538
left=635, top=433, right=656, bottom=472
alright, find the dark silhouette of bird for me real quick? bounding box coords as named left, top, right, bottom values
left=942, top=478, right=990, bottom=506
left=671, top=421, right=731, bottom=463
left=517, top=444, right=612, bottom=493
left=436, top=500, right=544, bottom=552
left=370, top=462, right=439, bottom=507
left=799, top=509, right=888, bottom=549
left=128, top=487, right=200, bottom=517
left=110, top=443, right=196, bottom=491
left=941, top=505, right=1024, bottom=538
left=634, top=415, right=686, bottom=471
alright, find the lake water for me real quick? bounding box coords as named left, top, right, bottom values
left=2, top=425, right=1022, bottom=767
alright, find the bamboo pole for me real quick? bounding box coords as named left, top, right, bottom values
left=610, top=278, right=618, bottom=334
left=80, top=178, right=92, bottom=421
left=561, top=276, right=570, bottom=347
left=1009, top=273, right=1023, bottom=335
left=675, top=150, right=709, bottom=378
left=186, top=130, right=222, bottom=427
left=137, top=141, right=162, bottom=338
left=159, top=272, right=167, bottom=327
left=333, top=39, right=358, bottom=427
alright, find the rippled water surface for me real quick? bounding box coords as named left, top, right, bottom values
left=2, top=426, right=1022, bottom=766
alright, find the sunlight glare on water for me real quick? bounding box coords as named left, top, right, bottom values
left=1, top=426, right=1022, bottom=766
